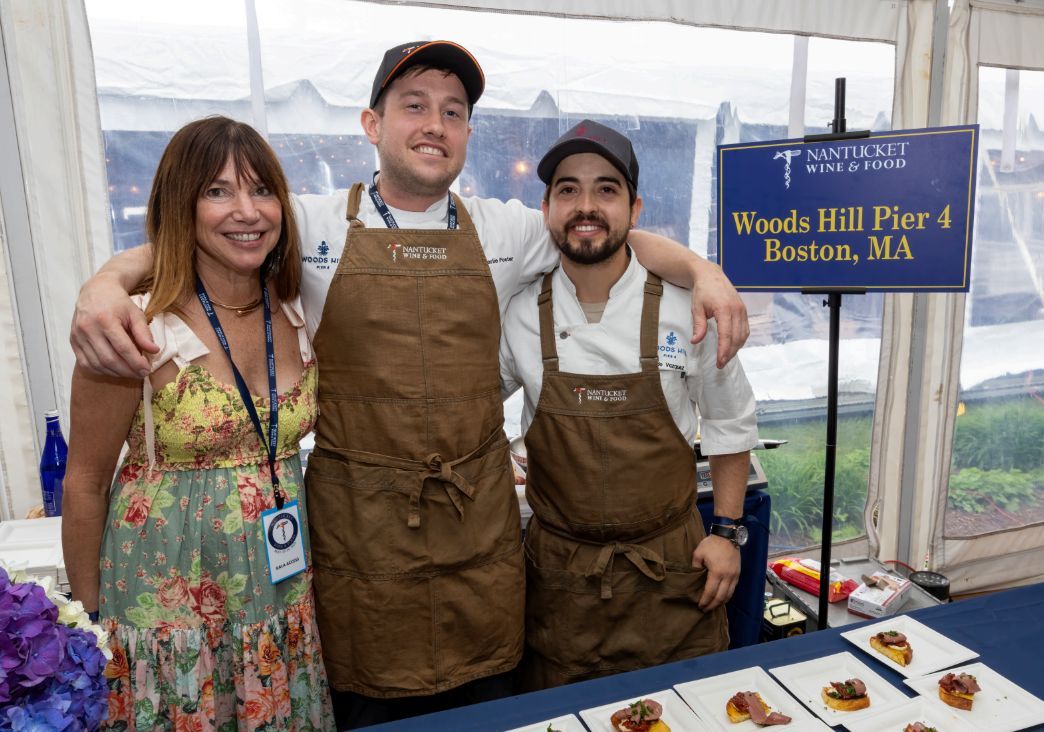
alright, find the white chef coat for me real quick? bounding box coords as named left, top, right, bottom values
left=292, top=187, right=560, bottom=340
left=500, top=253, right=759, bottom=456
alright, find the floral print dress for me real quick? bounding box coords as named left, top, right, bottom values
left=98, top=295, right=334, bottom=731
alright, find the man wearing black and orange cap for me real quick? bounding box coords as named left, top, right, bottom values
left=69, top=40, right=751, bottom=727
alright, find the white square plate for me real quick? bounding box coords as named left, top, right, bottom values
left=0, top=517, right=62, bottom=545
left=0, top=541, right=62, bottom=576
left=843, top=696, right=978, bottom=732
left=768, top=651, right=910, bottom=726
left=840, top=615, right=979, bottom=678
left=674, top=666, right=831, bottom=732
left=504, top=713, right=586, bottom=732
left=904, top=661, right=1044, bottom=732
left=579, top=689, right=702, bottom=732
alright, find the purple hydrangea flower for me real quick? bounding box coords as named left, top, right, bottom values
left=0, top=568, right=110, bottom=731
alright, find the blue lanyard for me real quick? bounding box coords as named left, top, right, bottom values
left=195, top=274, right=283, bottom=509
left=368, top=171, right=457, bottom=230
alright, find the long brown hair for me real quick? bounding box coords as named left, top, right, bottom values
left=139, top=116, right=301, bottom=320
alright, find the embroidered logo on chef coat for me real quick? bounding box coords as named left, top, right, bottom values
left=573, top=386, right=628, bottom=404
left=302, top=240, right=339, bottom=270
left=658, top=330, right=687, bottom=372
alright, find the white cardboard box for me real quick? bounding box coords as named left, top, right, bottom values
left=0, top=517, right=65, bottom=585
left=848, top=570, right=911, bottom=618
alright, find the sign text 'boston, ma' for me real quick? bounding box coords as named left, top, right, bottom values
left=717, top=126, right=978, bottom=291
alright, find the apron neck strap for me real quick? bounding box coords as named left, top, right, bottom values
left=539, top=270, right=662, bottom=373
left=449, top=192, right=476, bottom=234
left=346, top=182, right=366, bottom=227
left=639, top=273, right=663, bottom=373
left=537, top=272, right=559, bottom=373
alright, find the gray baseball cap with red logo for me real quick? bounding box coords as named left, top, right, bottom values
left=537, top=119, right=639, bottom=190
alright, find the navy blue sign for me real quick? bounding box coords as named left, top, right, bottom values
left=718, top=125, right=978, bottom=291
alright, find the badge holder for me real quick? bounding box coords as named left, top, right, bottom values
left=262, top=501, right=307, bottom=584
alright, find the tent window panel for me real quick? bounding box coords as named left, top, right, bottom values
left=804, top=36, right=896, bottom=133
left=87, top=0, right=256, bottom=252
left=945, top=67, right=1044, bottom=539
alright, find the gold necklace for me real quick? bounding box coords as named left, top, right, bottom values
left=207, top=294, right=263, bottom=316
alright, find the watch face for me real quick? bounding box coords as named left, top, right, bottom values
left=734, top=525, right=749, bottom=547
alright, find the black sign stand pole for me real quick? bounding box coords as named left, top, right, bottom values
left=802, top=78, right=869, bottom=630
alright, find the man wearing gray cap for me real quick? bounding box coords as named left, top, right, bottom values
left=500, top=120, right=759, bottom=689
left=69, top=42, right=750, bottom=726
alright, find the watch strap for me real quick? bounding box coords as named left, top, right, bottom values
left=711, top=514, right=742, bottom=526
left=709, top=523, right=738, bottom=539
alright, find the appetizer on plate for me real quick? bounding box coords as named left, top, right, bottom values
left=610, top=699, right=669, bottom=732
left=938, top=671, right=980, bottom=710
left=903, top=723, right=938, bottom=732
left=820, top=678, right=870, bottom=711
left=870, top=629, right=913, bottom=666
left=726, top=691, right=792, bottom=725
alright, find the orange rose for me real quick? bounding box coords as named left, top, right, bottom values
left=107, top=685, right=132, bottom=722
left=285, top=619, right=301, bottom=653
left=104, top=645, right=130, bottom=680
left=174, top=712, right=204, bottom=732
left=198, top=678, right=215, bottom=719
left=244, top=686, right=277, bottom=726
left=257, top=630, right=283, bottom=677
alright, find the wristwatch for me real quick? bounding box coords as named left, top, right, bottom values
left=709, top=515, right=748, bottom=548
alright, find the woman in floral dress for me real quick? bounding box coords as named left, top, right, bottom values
left=63, top=117, right=334, bottom=730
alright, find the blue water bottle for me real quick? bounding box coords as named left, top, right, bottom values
left=40, top=410, right=68, bottom=517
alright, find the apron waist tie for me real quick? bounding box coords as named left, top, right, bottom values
left=528, top=507, right=695, bottom=599
left=317, top=428, right=502, bottom=528
left=590, top=543, right=667, bottom=600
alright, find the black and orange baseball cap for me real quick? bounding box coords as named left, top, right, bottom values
left=538, top=119, right=640, bottom=190
left=370, top=41, right=485, bottom=112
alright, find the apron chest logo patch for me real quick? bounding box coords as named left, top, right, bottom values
left=403, top=245, right=448, bottom=260
left=573, top=386, right=628, bottom=404
left=387, top=244, right=448, bottom=262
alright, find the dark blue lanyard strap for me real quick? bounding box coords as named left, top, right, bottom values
left=368, top=171, right=457, bottom=230
left=195, top=274, right=284, bottom=509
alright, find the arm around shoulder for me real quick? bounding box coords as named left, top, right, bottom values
left=71, top=244, right=158, bottom=378
left=629, top=231, right=748, bottom=368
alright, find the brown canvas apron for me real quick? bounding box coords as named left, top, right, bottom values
left=305, top=183, right=524, bottom=698
left=522, top=271, right=728, bottom=689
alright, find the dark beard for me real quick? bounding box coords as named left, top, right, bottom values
left=551, top=213, right=629, bottom=265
